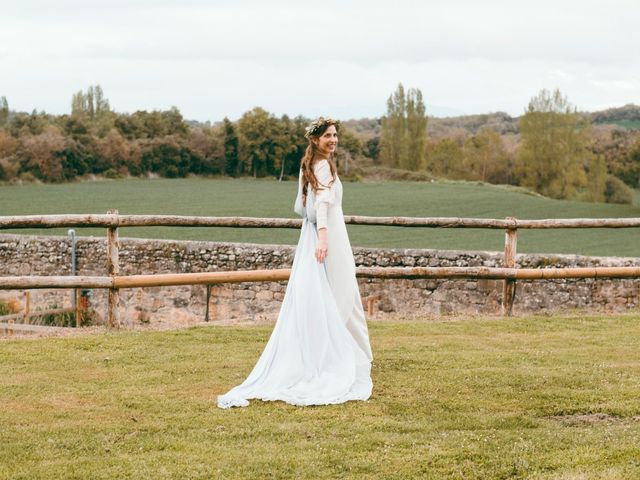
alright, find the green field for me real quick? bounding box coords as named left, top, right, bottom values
left=1, top=178, right=639, bottom=256
left=1, top=313, right=639, bottom=479
left=595, top=119, right=640, bottom=130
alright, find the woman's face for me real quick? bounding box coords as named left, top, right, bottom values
left=314, top=125, right=338, bottom=155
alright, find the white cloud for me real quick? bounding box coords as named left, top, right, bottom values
left=1, top=0, right=639, bottom=120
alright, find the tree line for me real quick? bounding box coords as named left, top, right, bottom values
left=377, top=84, right=639, bottom=204
left=0, top=85, right=638, bottom=204
left=0, top=88, right=364, bottom=184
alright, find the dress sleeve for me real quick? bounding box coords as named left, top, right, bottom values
left=313, top=160, right=336, bottom=230
left=293, top=169, right=306, bottom=218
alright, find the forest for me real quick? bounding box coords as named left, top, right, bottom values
left=0, top=85, right=639, bottom=204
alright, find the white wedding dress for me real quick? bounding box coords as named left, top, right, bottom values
left=217, top=159, right=373, bottom=408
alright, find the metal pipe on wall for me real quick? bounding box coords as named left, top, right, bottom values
left=68, top=229, right=76, bottom=311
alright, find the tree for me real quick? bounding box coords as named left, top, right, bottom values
left=426, top=138, right=464, bottom=178
left=185, top=127, right=224, bottom=175
left=0, top=96, right=9, bottom=128
left=10, top=110, right=49, bottom=136
left=605, top=175, right=634, bottom=204
left=611, top=135, right=640, bottom=189
left=585, top=155, right=607, bottom=202
left=405, top=88, right=428, bottom=170
left=366, top=137, right=380, bottom=162
left=18, top=126, right=67, bottom=181
left=379, top=83, right=427, bottom=170
left=515, top=89, right=591, bottom=200
left=0, top=128, right=18, bottom=180
left=86, top=86, right=95, bottom=118
left=95, top=129, right=131, bottom=175
left=379, top=83, right=407, bottom=168
left=93, top=85, right=110, bottom=117
left=0, top=128, right=17, bottom=158
left=286, top=115, right=310, bottom=175
left=114, top=108, right=188, bottom=139
left=462, top=128, right=510, bottom=183
left=275, top=115, right=299, bottom=181
left=139, top=136, right=194, bottom=178
left=71, top=85, right=111, bottom=119
left=71, top=90, right=85, bottom=117
left=222, top=117, right=240, bottom=176
left=629, top=138, right=640, bottom=189
left=237, top=107, right=279, bottom=177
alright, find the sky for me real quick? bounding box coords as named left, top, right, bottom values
left=1, top=0, right=639, bottom=122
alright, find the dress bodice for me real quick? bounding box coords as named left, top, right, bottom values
left=294, top=163, right=342, bottom=224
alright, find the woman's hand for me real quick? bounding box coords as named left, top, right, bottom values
left=315, top=228, right=328, bottom=263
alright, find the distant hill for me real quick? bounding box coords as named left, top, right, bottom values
left=427, top=112, right=519, bottom=138
left=341, top=118, right=381, bottom=140
left=589, top=104, right=640, bottom=130
left=342, top=104, right=640, bottom=138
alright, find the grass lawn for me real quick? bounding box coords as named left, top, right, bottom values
left=1, top=313, right=639, bottom=479
left=1, top=177, right=640, bottom=256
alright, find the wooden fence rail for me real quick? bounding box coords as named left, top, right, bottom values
left=2, top=266, right=640, bottom=291
left=2, top=214, right=640, bottom=230
left=0, top=306, right=76, bottom=335
left=0, top=322, right=68, bottom=334
left=1, top=212, right=639, bottom=327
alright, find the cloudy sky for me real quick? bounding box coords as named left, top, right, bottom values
left=2, top=0, right=638, bottom=121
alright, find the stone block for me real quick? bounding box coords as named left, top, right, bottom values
left=256, top=290, right=274, bottom=301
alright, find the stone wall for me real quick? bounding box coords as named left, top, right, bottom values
left=1, top=234, right=639, bottom=326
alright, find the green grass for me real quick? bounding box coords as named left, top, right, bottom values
left=1, top=177, right=640, bottom=256
left=1, top=313, right=640, bottom=479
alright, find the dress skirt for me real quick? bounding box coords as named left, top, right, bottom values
left=217, top=217, right=372, bottom=408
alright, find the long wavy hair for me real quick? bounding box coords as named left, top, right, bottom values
left=300, top=120, right=338, bottom=207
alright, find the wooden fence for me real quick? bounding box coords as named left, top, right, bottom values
left=1, top=211, right=640, bottom=329
left=0, top=288, right=80, bottom=334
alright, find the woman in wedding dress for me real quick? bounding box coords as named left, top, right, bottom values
left=217, top=117, right=373, bottom=408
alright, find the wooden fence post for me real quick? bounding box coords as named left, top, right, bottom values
left=204, top=285, right=212, bottom=322
left=24, top=291, right=31, bottom=324
left=502, top=217, right=518, bottom=316
left=107, top=209, right=121, bottom=328
left=75, top=289, right=82, bottom=328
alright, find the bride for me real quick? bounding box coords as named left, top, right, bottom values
left=217, top=117, right=373, bottom=408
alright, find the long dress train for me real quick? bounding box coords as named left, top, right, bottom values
left=217, top=160, right=373, bottom=408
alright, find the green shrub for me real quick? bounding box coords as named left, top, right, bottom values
left=0, top=300, right=10, bottom=316
left=18, top=171, right=38, bottom=183
left=104, top=168, right=122, bottom=179
left=605, top=175, right=634, bottom=204
left=35, top=305, right=73, bottom=327
left=32, top=304, right=101, bottom=327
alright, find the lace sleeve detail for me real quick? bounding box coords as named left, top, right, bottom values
left=313, top=160, right=335, bottom=230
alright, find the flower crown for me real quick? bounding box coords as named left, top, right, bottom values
left=304, top=117, right=340, bottom=139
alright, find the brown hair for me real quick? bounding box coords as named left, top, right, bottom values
left=300, top=120, right=338, bottom=207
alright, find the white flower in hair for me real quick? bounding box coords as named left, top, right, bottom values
left=304, top=117, right=339, bottom=139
